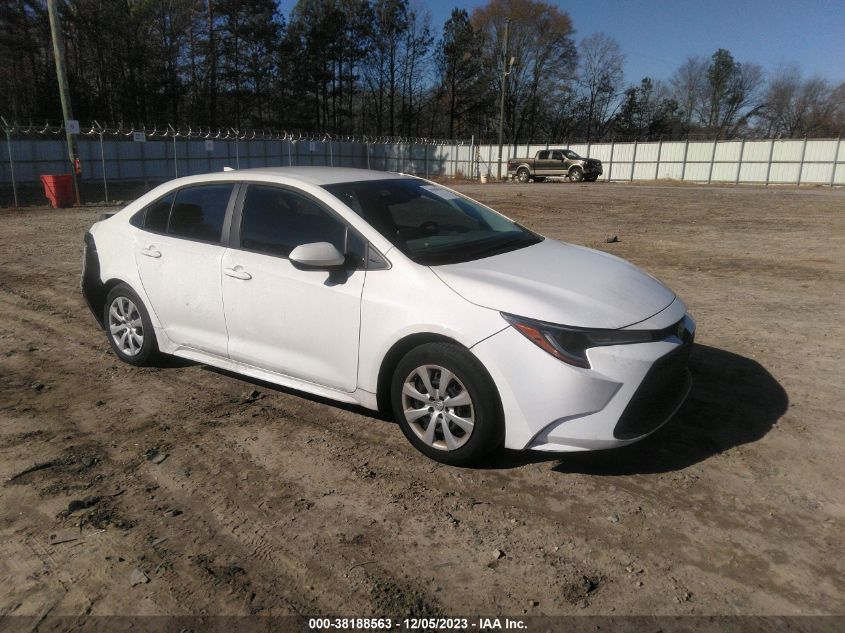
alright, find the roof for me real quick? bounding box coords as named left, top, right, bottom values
left=212, top=166, right=410, bottom=186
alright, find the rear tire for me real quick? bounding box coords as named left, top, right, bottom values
left=103, top=283, right=159, bottom=366
left=516, top=167, right=531, bottom=183
left=391, top=343, right=503, bottom=466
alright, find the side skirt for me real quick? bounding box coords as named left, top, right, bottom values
left=169, top=344, right=380, bottom=411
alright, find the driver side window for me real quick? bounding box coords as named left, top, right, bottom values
left=552, top=151, right=564, bottom=161
left=239, top=185, right=362, bottom=260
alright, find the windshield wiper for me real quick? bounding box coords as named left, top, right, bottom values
left=466, top=235, right=540, bottom=259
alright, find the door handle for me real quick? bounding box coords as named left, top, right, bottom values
left=141, top=246, right=161, bottom=258
left=223, top=266, right=252, bottom=281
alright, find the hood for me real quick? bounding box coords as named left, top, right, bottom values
left=432, top=238, right=675, bottom=329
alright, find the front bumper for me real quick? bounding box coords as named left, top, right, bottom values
left=471, top=299, right=694, bottom=451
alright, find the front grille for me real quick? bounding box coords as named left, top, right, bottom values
left=613, top=334, right=693, bottom=440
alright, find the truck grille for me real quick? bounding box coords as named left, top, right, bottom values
left=613, top=334, right=693, bottom=440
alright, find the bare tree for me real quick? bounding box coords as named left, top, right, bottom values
left=578, top=32, right=625, bottom=141
left=472, top=0, right=576, bottom=144
left=670, top=55, right=708, bottom=128
left=757, top=64, right=844, bottom=137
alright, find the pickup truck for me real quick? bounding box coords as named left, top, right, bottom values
left=507, top=149, right=603, bottom=183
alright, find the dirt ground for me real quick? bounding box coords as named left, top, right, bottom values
left=0, top=182, right=843, bottom=619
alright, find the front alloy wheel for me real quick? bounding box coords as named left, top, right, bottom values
left=391, top=342, right=503, bottom=465
left=402, top=365, right=475, bottom=451
left=569, top=167, right=584, bottom=182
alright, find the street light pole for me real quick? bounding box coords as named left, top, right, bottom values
left=47, top=0, right=81, bottom=205
left=496, top=18, right=510, bottom=182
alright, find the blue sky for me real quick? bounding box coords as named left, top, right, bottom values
left=275, top=0, right=845, bottom=86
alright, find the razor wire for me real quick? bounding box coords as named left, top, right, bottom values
left=0, top=117, right=472, bottom=146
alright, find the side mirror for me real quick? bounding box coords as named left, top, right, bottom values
left=289, top=242, right=346, bottom=268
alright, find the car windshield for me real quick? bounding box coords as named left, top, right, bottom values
left=563, top=150, right=581, bottom=159
left=324, top=178, right=542, bottom=265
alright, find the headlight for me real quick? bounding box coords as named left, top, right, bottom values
left=501, top=312, right=667, bottom=369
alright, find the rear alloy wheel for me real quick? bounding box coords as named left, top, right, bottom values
left=569, top=166, right=584, bottom=182
left=391, top=343, right=503, bottom=465
left=517, top=167, right=531, bottom=183
left=104, top=284, right=158, bottom=365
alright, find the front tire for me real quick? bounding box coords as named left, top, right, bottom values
left=391, top=343, right=503, bottom=466
left=569, top=167, right=584, bottom=182
left=103, top=283, right=159, bottom=366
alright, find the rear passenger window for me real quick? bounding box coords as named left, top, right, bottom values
left=167, top=184, right=233, bottom=243
left=240, top=185, right=348, bottom=257
left=145, top=193, right=174, bottom=233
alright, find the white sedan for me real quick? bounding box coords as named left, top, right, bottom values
left=82, top=167, right=695, bottom=465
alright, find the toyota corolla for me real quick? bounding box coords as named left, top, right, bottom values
left=82, top=167, right=695, bottom=465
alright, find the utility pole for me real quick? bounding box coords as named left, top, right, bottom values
left=496, top=18, right=511, bottom=182
left=47, top=0, right=81, bottom=205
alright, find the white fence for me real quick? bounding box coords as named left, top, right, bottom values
left=1, top=135, right=843, bottom=205
left=475, top=138, right=845, bottom=186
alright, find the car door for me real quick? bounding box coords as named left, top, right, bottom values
left=220, top=183, right=366, bottom=392
left=133, top=183, right=236, bottom=357
left=551, top=151, right=566, bottom=175
left=535, top=150, right=551, bottom=175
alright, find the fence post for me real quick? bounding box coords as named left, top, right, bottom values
left=797, top=137, right=807, bottom=186
left=141, top=136, right=148, bottom=192
left=234, top=136, right=240, bottom=169
left=329, top=139, right=333, bottom=167
left=765, top=138, right=775, bottom=185
left=680, top=139, right=689, bottom=182
left=2, top=119, right=19, bottom=209
left=654, top=138, right=662, bottom=181
left=607, top=139, right=614, bottom=182
left=99, top=131, right=108, bottom=202
left=831, top=138, right=841, bottom=187
left=707, top=139, right=717, bottom=184
left=630, top=140, right=638, bottom=182
left=735, top=139, right=745, bottom=185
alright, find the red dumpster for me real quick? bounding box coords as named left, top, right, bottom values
left=40, top=174, right=74, bottom=208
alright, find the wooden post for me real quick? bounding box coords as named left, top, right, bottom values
left=707, top=140, right=717, bottom=184
left=630, top=140, right=638, bottom=182
left=47, top=0, right=81, bottom=204
left=2, top=119, right=19, bottom=209
left=797, top=137, right=807, bottom=185
left=735, top=139, right=745, bottom=185
left=765, top=139, right=775, bottom=185
left=654, top=139, right=662, bottom=181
